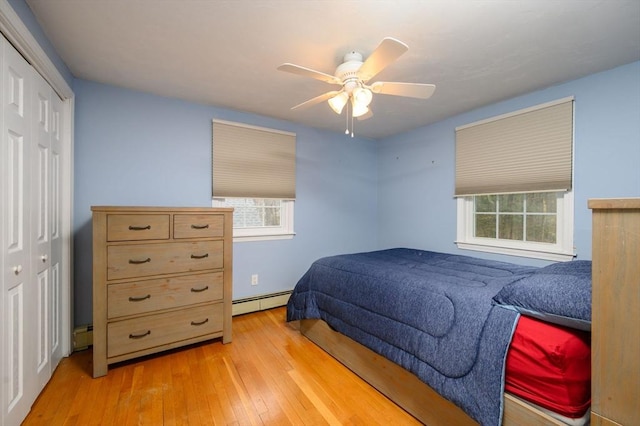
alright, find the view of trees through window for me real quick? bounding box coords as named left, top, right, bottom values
left=474, top=192, right=557, bottom=243
left=223, top=198, right=281, bottom=228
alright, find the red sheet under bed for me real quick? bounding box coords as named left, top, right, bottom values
left=505, top=316, right=591, bottom=419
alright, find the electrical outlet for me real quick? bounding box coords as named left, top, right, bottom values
left=251, top=274, right=259, bottom=285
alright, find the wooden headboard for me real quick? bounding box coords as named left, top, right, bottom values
left=589, top=198, right=640, bottom=425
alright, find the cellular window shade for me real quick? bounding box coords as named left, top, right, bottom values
left=212, top=120, right=296, bottom=199
left=455, top=99, right=573, bottom=196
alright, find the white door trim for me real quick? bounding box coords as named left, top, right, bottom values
left=0, top=1, right=72, bottom=99
left=0, top=0, right=74, bottom=357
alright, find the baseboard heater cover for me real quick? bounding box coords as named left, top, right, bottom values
left=73, top=324, right=93, bottom=351
left=232, top=290, right=292, bottom=316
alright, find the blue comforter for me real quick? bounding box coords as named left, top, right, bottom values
left=287, top=248, right=539, bottom=426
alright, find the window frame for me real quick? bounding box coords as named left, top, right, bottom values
left=456, top=191, right=575, bottom=261
left=213, top=198, right=295, bottom=243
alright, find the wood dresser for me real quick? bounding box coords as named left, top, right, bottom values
left=91, top=206, right=233, bottom=378
left=589, top=198, right=639, bottom=425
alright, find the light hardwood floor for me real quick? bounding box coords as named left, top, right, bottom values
left=23, top=307, right=421, bottom=425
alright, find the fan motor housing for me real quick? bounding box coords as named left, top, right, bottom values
left=335, top=51, right=364, bottom=92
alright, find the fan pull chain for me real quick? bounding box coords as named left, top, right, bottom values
left=345, top=100, right=349, bottom=135
left=343, top=99, right=355, bottom=137
left=351, top=113, right=354, bottom=138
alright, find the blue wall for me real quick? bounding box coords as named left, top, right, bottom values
left=378, top=61, right=640, bottom=266
left=8, top=0, right=640, bottom=327
left=74, top=62, right=639, bottom=326
left=73, top=79, right=378, bottom=325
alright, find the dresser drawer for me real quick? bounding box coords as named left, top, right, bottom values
left=107, top=272, right=223, bottom=319
left=107, top=214, right=170, bottom=241
left=107, top=303, right=223, bottom=358
left=107, top=241, right=223, bottom=280
left=174, top=214, right=224, bottom=239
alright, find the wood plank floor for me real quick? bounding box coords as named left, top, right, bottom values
left=23, top=307, right=421, bottom=425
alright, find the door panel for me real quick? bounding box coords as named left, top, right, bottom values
left=2, top=38, right=35, bottom=426
left=6, top=284, right=24, bottom=413
left=32, top=66, right=52, bottom=391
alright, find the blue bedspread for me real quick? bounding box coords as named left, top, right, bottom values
left=287, top=248, right=539, bottom=426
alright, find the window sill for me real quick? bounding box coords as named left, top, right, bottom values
left=233, top=233, right=295, bottom=243
left=455, top=241, right=575, bottom=262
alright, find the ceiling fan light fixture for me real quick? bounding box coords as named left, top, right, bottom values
left=351, top=98, right=369, bottom=118
left=278, top=37, right=436, bottom=136
left=328, top=92, right=349, bottom=114
left=352, top=86, right=373, bottom=107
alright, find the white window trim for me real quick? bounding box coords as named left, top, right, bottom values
left=455, top=191, right=575, bottom=262
left=212, top=198, right=295, bottom=243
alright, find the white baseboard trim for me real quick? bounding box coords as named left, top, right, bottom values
left=232, top=290, right=292, bottom=316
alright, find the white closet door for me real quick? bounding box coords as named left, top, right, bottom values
left=50, top=91, right=64, bottom=370
left=31, top=70, right=52, bottom=390
left=0, top=9, right=71, bottom=423
left=1, top=36, right=36, bottom=426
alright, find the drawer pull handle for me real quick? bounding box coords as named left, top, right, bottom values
left=190, top=253, right=209, bottom=259
left=191, top=224, right=209, bottom=229
left=129, top=258, right=151, bottom=264
left=191, top=318, right=209, bottom=326
left=128, top=225, right=151, bottom=231
left=129, top=330, right=151, bottom=339
left=190, top=286, right=209, bottom=293
left=128, top=294, right=151, bottom=302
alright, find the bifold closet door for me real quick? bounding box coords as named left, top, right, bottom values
left=31, top=66, right=57, bottom=392
left=1, top=34, right=60, bottom=426
left=1, top=34, right=37, bottom=426
left=49, top=82, right=64, bottom=372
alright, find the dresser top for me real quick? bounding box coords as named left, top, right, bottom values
left=91, top=206, right=234, bottom=213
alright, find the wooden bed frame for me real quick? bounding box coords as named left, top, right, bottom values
left=299, top=318, right=570, bottom=426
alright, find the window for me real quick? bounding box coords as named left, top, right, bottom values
left=213, top=198, right=294, bottom=242
left=457, top=191, right=574, bottom=261
left=212, top=120, right=296, bottom=242
left=455, top=98, right=575, bottom=261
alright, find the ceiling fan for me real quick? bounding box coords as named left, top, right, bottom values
left=277, top=37, right=436, bottom=127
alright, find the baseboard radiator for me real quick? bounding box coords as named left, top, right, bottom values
left=73, top=325, right=93, bottom=351
left=72, top=291, right=292, bottom=351
left=232, top=290, right=292, bottom=316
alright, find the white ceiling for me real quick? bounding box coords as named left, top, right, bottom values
left=25, top=0, right=640, bottom=139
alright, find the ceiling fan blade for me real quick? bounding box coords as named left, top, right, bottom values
left=277, top=63, right=342, bottom=85
left=357, top=37, right=409, bottom=83
left=291, top=90, right=341, bottom=110
left=370, top=82, right=436, bottom=99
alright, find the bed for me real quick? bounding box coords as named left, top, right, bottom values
left=286, top=248, right=592, bottom=426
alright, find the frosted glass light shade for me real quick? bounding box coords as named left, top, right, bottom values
left=352, top=87, right=373, bottom=107
left=328, top=92, right=349, bottom=114
left=351, top=99, right=369, bottom=117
